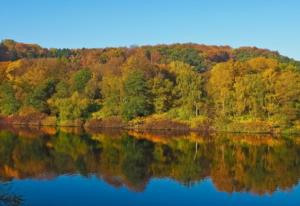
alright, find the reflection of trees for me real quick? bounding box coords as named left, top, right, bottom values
left=0, top=128, right=299, bottom=195
left=210, top=135, right=300, bottom=194
left=120, top=138, right=153, bottom=190
left=0, top=183, right=22, bottom=206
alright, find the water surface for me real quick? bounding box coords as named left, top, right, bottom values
left=0, top=126, right=299, bottom=206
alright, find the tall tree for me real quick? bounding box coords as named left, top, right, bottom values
left=150, top=74, right=174, bottom=113
left=97, top=76, right=122, bottom=117
left=170, top=61, right=205, bottom=119
left=121, top=70, right=152, bottom=120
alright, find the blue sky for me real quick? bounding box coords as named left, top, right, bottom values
left=1, top=0, right=299, bottom=60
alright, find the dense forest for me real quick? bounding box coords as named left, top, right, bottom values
left=0, top=39, right=299, bottom=133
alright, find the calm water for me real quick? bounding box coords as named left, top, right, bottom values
left=0, top=126, right=299, bottom=206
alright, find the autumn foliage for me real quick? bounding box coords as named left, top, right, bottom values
left=0, top=127, right=299, bottom=194
left=0, top=39, right=299, bottom=133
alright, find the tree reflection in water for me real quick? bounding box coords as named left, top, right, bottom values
left=0, top=125, right=299, bottom=195
left=0, top=182, right=22, bottom=206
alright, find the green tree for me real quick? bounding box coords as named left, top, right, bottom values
left=96, top=76, right=122, bottom=117
left=121, top=70, right=152, bottom=120
left=54, top=81, right=70, bottom=98
left=150, top=74, right=174, bottom=113
left=159, top=46, right=205, bottom=71
left=26, top=79, right=56, bottom=112
left=49, top=92, right=90, bottom=121
left=72, top=69, right=92, bottom=92
left=169, top=62, right=205, bottom=118
left=0, top=82, right=20, bottom=115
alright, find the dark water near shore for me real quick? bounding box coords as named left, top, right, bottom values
left=0, top=126, right=299, bottom=206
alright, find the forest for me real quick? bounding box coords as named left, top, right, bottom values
left=0, top=39, right=299, bottom=133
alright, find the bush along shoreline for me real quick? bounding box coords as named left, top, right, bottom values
left=0, top=114, right=298, bottom=134
left=0, top=40, right=299, bottom=134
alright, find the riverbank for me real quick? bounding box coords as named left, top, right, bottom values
left=1, top=114, right=299, bottom=134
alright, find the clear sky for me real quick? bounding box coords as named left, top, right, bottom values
left=1, top=0, right=299, bottom=60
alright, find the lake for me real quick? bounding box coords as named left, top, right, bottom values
left=0, top=126, right=299, bottom=206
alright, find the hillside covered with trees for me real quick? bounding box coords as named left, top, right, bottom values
left=0, top=39, right=299, bottom=133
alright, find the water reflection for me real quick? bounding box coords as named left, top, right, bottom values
left=0, top=125, right=299, bottom=198
left=0, top=182, right=23, bottom=206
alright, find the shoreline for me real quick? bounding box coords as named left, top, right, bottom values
left=0, top=121, right=298, bottom=135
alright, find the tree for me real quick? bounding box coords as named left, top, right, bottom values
left=0, top=82, right=20, bottom=115
left=159, top=46, right=205, bottom=71
left=49, top=92, right=90, bottom=121
left=122, top=51, right=153, bottom=78
left=54, top=81, right=70, bottom=98
left=96, top=76, right=122, bottom=117
left=0, top=39, right=300, bottom=131
left=26, top=79, right=56, bottom=112
left=84, top=76, right=101, bottom=100
left=72, top=69, right=92, bottom=92
left=150, top=74, right=174, bottom=113
left=121, top=70, right=152, bottom=120
left=169, top=61, right=205, bottom=119
left=272, top=70, right=300, bottom=125
left=233, top=74, right=266, bottom=117
left=207, top=61, right=237, bottom=116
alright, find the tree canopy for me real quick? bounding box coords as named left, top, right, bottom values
left=0, top=39, right=299, bottom=132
